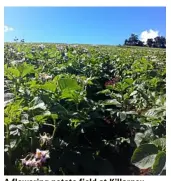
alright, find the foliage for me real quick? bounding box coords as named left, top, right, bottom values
left=4, top=42, right=166, bottom=175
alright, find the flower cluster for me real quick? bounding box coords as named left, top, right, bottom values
left=21, top=149, right=50, bottom=167
left=39, top=132, right=52, bottom=146
left=11, top=58, right=25, bottom=66
left=39, top=73, right=52, bottom=80
left=81, top=48, right=88, bottom=53
left=38, top=44, right=46, bottom=50
left=104, top=76, right=120, bottom=87
left=56, top=45, right=65, bottom=52
left=71, top=45, right=78, bottom=48
left=31, top=47, right=36, bottom=54
left=72, top=50, right=77, bottom=54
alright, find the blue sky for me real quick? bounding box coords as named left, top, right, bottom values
left=4, top=7, right=166, bottom=45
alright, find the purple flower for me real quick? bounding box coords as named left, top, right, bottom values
left=21, top=148, right=50, bottom=168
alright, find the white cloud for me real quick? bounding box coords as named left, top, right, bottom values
left=4, top=25, right=14, bottom=32
left=140, top=29, right=159, bottom=44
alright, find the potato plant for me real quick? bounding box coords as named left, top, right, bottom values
left=4, top=43, right=166, bottom=175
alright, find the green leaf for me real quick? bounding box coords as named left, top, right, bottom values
left=29, top=102, right=46, bottom=110
left=9, top=124, right=17, bottom=130
left=58, top=78, right=81, bottom=91
left=125, top=111, right=138, bottom=115
left=152, top=138, right=166, bottom=151
left=4, top=100, right=23, bottom=125
left=21, top=114, right=29, bottom=124
left=103, top=99, right=121, bottom=107
left=10, top=129, right=19, bottom=136
left=130, top=90, right=138, bottom=96
left=10, top=139, right=17, bottom=149
left=119, top=112, right=126, bottom=122
left=51, top=103, right=68, bottom=116
left=134, top=133, right=145, bottom=147
left=29, top=122, right=39, bottom=131
left=6, top=67, right=20, bottom=78
left=27, top=80, right=38, bottom=88
left=124, top=78, right=134, bottom=85
left=131, top=144, right=159, bottom=169
left=4, top=93, right=14, bottom=101
left=18, top=62, right=35, bottom=77
left=70, top=119, right=81, bottom=128
left=144, top=128, right=155, bottom=140
left=152, top=151, right=166, bottom=175
left=144, top=106, right=166, bottom=119
left=4, top=145, right=9, bottom=152
left=50, top=114, right=58, bottom=120
left=60, top=89, right=75, bottom=100
left=29, top=97, right=46, bottom=109
left=33, top=114, right=47, bottom=123
left=96, top=89, right=111, bottom=95
left=40, top=81, right=56, bottom=92
left=4, top=99, right=14, bottom=107
left=4, top=117, right=11, bottom=125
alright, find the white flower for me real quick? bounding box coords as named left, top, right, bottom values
left=35, top=149, right=50, bottom=160
left=39, top=73, right=52, bottom=80
left=38, top=44, right=45, bottom=50
left=72, top=50, right=77, bottom=54
left=11, top=58, right=25, bottom=65
left=39, top=132, right=52, bottom=146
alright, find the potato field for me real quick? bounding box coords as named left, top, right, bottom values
left=4, top=43, right=166, bottom=175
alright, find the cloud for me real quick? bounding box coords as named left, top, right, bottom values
left=140, top=29, right=159, bottom=44
left=4, top=25, right=14, bottom=32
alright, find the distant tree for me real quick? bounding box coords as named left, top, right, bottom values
left=124, top=39, right=129, bottom=46
left=147, top=38, right=154, bottom=47
left=137, top=40, right=144, bottom=46
left=21, top=39, right=25, bottom=43
left=128, top=34, right=139, bottom=46
left=124, top=33, right=166, bottom=48
left=160, top=36, right=166, bottom=48
left=154, top=36, right=166, bottom=48
left=124, top=34, right=144, bottom=47
left=147, top=36, right=166, bottom=48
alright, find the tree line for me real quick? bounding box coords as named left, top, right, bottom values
left=124, top=34, right=166, bottom=48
